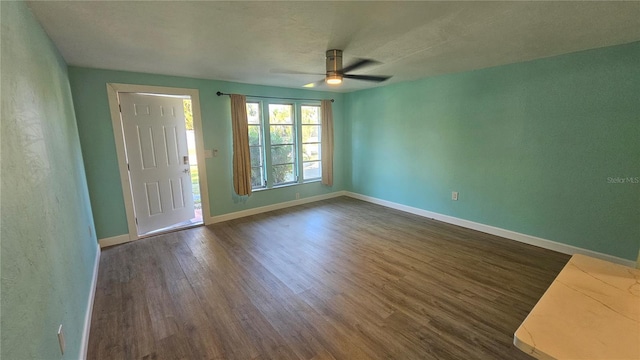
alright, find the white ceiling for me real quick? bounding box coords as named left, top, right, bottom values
left=27, top=1, right=640, bottom=92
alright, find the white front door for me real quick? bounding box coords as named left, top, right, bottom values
left=119, top=93, right=194, bottom=235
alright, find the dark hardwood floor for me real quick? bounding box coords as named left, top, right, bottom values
left=87, top=197, right=569, bottom=359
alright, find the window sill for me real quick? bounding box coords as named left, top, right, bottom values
left=251, top=179, right=321, bottom=192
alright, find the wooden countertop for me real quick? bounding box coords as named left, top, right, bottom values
left=514, top=254, right=640, bottom=360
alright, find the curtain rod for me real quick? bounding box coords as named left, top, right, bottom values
left=216, top=91, right=334, bottom=103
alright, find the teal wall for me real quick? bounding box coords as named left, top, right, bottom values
left=67, top=43, right=639, bottom=260
left=67, top=68, right=346, bottom=239
left=1, top=2, right=99, bottom=359
left=345, top=42, right=640, bottom=261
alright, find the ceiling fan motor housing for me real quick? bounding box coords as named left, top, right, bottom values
left=326, top=49, right=343, bottom=77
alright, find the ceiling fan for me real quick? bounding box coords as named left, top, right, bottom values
left=278, top=49, right=391, bottom=88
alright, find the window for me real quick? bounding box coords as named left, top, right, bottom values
left=246, top=102, right=265, bottom=189
left=246, top=100, right=322, bottom=190
left=301, top=105, right=321, bottom=180
left=269, top=104, right=296, bottom=186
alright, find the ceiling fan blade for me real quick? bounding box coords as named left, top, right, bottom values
left=341, top=58, right=379, bottom=73
left=343, top=74, right=392, bottom=82
left=302, top=79, right=327, bottom=88
left=270, top=69, right=324, bottom=76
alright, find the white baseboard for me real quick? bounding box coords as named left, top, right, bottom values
left=98, top=234, right=131, bottom=248
left=345, top=192, right=635, bottom=268
left=80, top=245, right=100, bottom=359
left=208, top=191, right=348, bottom=224
left=99, top=192, right=348, bottom=244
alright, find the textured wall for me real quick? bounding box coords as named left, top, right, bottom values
left=68, top=68, right=346, bottom=240
left=345, top=42, right=640, bottom=261
left=1, top=2, right=99, bottom=359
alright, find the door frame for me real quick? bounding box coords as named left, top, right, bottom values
left=106, top=83, right=211, bottom=241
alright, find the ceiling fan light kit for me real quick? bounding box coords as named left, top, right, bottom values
left=326, top=74, right=343, bottom=85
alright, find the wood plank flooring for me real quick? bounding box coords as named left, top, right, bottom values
left=87, top=197, right=570, bottom=359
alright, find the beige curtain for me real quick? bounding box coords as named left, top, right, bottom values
left=230, top=94, right=252, bottom=196
left=321, top=100, right=334, bottom=186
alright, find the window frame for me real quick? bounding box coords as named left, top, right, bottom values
left=246, top=101, right=266, bottom=189
left=267, top=102, right=297, bottom=188
left=300, top=104, right=322, bottom=182
left=246, top=98, right=322, bottom=191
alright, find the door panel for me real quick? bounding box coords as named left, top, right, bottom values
left=138, top=127, right=158, bottom=169
left=145, top=182, right=162, bottom=215
left=163, top=126, right=180, bottom=166
left=170, top=178, right=186, bottom=209
left=120, top=93, right=194, bottom=234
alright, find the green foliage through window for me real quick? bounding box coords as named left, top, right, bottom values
left=183, top=99, right=193, bottom=130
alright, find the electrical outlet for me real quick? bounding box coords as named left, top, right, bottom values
left=57, top=324, right=65, bottom=355
left=295, top=192, right=300, bottom=200
left=452, top=191, right=459, bottom=201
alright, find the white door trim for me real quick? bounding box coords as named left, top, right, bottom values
left=106, top=83, right=211, bottom=242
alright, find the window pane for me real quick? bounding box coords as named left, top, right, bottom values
left=248, top=125, right=261, bottom=146
left=302, top=144, right=320, bottom=161
left=270, top=125, right=294, bottom=144
left=302, top=125, right=320, bottom=143
left=249, top=146, right=262, bottom=167
left=301, top=106, right=320, bottom=124
left=271, top=145, right=294, bottom=165
left=247, top=103, right=261, bottom=124
left=303, top=161, right=321, bottom=179
left=251, top=167, right=264, bottom=188
left=247, top=102, right=264, bottom=189
left=272, top=164, right=295, bottom=184
left=269, top=104, right=292, bottom=124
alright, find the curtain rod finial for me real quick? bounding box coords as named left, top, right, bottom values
left=216, top=91, right=223, bottom=96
